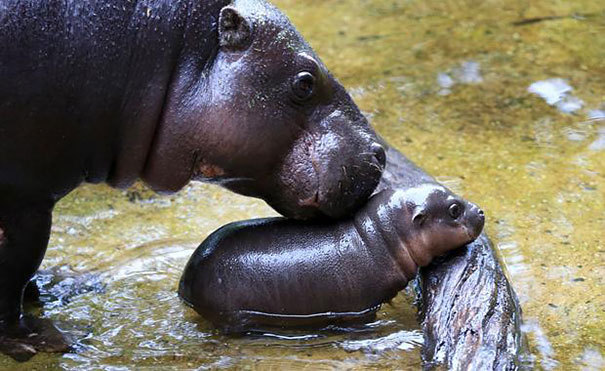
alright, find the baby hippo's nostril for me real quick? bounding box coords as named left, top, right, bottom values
left=478, top=208, right=484, bottom=216
left=370, top=142, right=386, bottom=169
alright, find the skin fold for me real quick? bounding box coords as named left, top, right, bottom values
left=179, top=184, right=485, bottom=332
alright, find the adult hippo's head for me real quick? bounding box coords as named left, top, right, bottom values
left=143, top=0, right=384, bottom=219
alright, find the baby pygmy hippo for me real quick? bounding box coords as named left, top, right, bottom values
left=179, top=184, right=484, bottom=332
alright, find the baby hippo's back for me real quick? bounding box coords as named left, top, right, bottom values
left=179, top=216, right=402, bottom=331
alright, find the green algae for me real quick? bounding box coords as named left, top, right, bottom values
left=1, top=0, right=603, bottom=369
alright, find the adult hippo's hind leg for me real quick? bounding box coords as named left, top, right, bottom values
left=0, top=198, right=71, bottom=362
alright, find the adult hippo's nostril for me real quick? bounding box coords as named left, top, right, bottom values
left=370, top=142, right=386, bottom=169
left=478, top=209, right=484, bottom=216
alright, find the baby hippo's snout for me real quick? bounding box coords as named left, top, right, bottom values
left=464, top=201, right=485, bottom=240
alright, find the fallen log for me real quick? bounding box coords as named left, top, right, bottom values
left=376, top=144, right=526, bottom=370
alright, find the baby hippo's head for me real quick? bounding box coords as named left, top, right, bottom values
left=387, top=184, right=484, bottom=266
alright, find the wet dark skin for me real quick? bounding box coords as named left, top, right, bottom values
left=179, top=184, right=484, bottom=332
left=0, top=0, right=384, bottom=360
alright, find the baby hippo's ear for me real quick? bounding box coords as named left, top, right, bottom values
left=219, top=6, right=252, bottom=51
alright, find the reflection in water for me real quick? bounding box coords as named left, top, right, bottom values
left=341, top=330, right=423, bottom=353
left=527, top=78, right=584, bottom=114
left=527, top=79, right=571, bottom=106
left=587, top=108, right=605, bottom=120
left=578, top=347, right=605, bottom=371
left=588, top=126, right=605, bottom=151
left=437, top=60, right=483, bottom=95
left=521, top=320, right=558, bottom=370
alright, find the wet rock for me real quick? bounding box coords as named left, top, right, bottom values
left=0, top=315, right=72, bottom=362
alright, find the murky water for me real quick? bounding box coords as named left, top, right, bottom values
left=3, top=0, right=604, bottom=369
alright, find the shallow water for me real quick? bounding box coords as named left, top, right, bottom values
left=3, top=0, right=604, bottom=369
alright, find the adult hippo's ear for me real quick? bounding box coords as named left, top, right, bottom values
left=413, top=209, right=427, bottom=226
left=218, top=6, right=252, bottom=51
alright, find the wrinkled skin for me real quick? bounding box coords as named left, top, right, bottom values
left=0, top=0, right=383, bottom=360
left=178, top=184, right=484, bottom=332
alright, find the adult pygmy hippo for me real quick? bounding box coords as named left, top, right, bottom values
left=179, top=184, right=485, bottom=332
left=0, top=0, right=384, bottom=359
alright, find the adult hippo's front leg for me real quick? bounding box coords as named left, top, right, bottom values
left=0, top=197, right=70, bottom=361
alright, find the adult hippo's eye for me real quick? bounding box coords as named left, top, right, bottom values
left=448, top=202, right=463, bottom=219
left=291, top=71, right=316, bottom=102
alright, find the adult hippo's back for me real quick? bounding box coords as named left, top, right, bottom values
left=0, top=0, right=384, bottom=360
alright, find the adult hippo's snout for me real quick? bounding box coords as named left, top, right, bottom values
left=312, top=138, right=386, bottom=218
left=220, top=115, right=385, bottom=220
left=260, top=75, right=386, bottom=220
left=267, top=113, right=385, bottom=219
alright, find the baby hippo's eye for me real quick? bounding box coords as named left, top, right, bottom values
left=448, top=202, right=463, bottom=219
left=292, top=71, right=316, bottom=102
